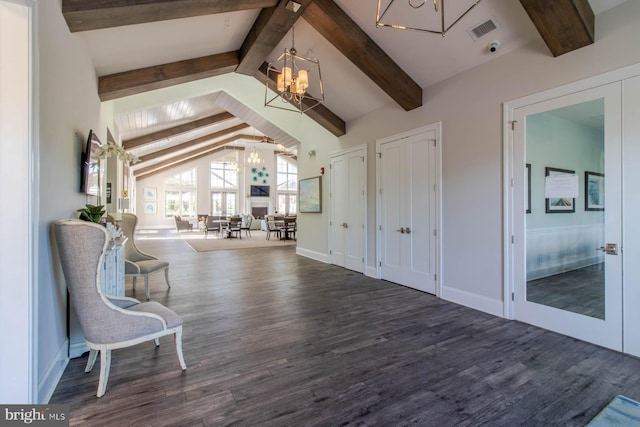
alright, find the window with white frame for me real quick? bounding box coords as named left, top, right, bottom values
left=276, top=155, right=297, bottom=214
left=210, top=151, right=239, bottom=215
left=164, top=168, right=197, bottom=218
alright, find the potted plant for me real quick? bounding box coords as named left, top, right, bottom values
left=76, top=204, right=106, bottom=223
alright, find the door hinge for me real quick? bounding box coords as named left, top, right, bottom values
left=433, top=229, right=437, bottom=237
left=512, top=292, right=515, bottom=301
left=329, top=249, right=332, bottom=255
left=377, top=152, right=382, bottom=158
left=379, top=261, right=382, bottom=267
left=510, top=120, right=517, bottom=131
left=434, top=274, right=437, bottom=281
left=511, top=235, right=515, bottom=244
left=379, top=225, right=382, bottom=231
left=362, top=257, right=365, bottom=263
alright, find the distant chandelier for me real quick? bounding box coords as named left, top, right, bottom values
left=246, top=146, right=264, bottom=165
left=376, top=0, right=482, bottom=36
left=265, top=24, right=324, bottom=113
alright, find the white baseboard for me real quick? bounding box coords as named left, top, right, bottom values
left=69, top=341, right=89, bottom=359
left=39, top=339, right=69, bottom=403
left=365, top=265, right=378, bottom=279
left=296, top=247, right=328, bottom=263
left=441, top=286, right=504, bottom=318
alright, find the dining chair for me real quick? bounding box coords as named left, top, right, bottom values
left=227, top=216, right=242, bottom=239
left=241, top=214, right=253, bottom=238
left=54, top=220, right=186, bottom=397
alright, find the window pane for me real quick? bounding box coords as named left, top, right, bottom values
left=181, top=191, right=195, bottom=217
left=211, top=192, right=222, bottom=216
left=226, top=193, right=237, bottom=216
left=165, top=190, right=180, bottom=217
left=277, top=194, right=287, bottom=214
left=288, top=194, right=297, bottom=214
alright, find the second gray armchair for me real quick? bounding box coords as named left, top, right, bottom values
left=116, top=213, right=170, bottom=300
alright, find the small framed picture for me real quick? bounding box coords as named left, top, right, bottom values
left=585, top=171, right=604, bottom=211
left=143, top=202, right=157, bottom=214
left=545, top=167, right=575, bottom=213
left=143, top=187, right=157, bottom=200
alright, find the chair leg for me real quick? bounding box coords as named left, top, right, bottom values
left=145, top=276, right=150, bottom=300
left=132, top=276, right=137, bottom=291
left=164, top=267, right=171, bottom=289
left=97, top=349, right=111, bottom=398
left=85, top=349, right=99, bottom=373
left=174, top=328, right=187, bottom=371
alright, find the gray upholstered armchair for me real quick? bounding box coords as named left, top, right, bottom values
left=54, top=220, right=186, bottom=397
left=116, top=213, right=170, bottom=300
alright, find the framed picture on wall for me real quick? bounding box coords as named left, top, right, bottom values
left=143, top=187, right=157, bottom=200
left=526, top=163, right=531, bottom=214
left=545, top=167, right=576, bottom=213
left=299, top=176, right=322, bottom=213
left=143, top=202, right=157, bottom=214
left=585, top=171, right=604, bottom=211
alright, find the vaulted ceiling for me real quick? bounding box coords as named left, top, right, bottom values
left=61, top=0, right=624, bottom=179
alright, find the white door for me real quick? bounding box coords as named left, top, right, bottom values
left=330, top=146, right=366, bottom=273
left=378, top=126, right=438, bottom=294
left=511, top=82, right=622, bottom=350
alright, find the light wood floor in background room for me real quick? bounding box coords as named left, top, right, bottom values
left=50, top=238, right=640, bottom=426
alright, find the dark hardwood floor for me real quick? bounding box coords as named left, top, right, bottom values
left=527, top=264, right=604, bottom=319
left=50, top=238, right=640, bottom=426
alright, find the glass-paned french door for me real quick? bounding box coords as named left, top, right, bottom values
left=211, top=191, right=237, bottom=216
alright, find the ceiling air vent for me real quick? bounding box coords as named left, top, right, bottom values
left=467, top=17, right=500, bottom=41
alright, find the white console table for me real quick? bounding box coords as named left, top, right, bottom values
left=69, top=237, right=127, bottom=358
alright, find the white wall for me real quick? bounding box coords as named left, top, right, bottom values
left=35, top=0, right=102, bottom=402
left=333, top=1, right=640, bottom=315
left=0, top=0, right=33, bottom=404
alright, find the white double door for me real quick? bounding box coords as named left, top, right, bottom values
left=329, top=146, right=366, bottom=273
left=377, top=125, right=439, bottom=294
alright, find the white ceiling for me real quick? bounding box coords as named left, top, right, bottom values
left=74, top=0, right=627, bottom=169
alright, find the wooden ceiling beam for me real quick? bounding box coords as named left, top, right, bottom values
left=99, top=51, right=240, bottom=101
left=62, top=0, right=279, bottom=32
left=134, top=140, right=246, bottom=177
left=236, top=0, right=314, bottom=76
left=519, top=0, right=594, bottom=57
left=302, top=0, right=422, bottom=111
left=123, top=112, right=235, bottom=150
left=137, top=124, right=250, bottom=163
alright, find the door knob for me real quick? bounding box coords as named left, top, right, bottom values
left=341, top=222, right=348, bottom=228
left=405, top=227, right=411, bottom=234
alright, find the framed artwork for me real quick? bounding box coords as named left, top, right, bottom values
left=526, top=163, right=531, bottom=214
left=545, top=167, right=575, bottom=213
left=299, top=176, right=322, bottom=213
left=143, top=202, right=157, bottom=214
left=585, top=171, right=604, bottom=211
left=143, top=187, right=157, bottom=200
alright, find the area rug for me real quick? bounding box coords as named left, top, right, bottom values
left=183, top=232, right=295, bottom=252
left=587, top=395, right=640, bottom=426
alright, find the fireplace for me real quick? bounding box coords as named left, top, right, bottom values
left=252, top=207, right=268, bottom=219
